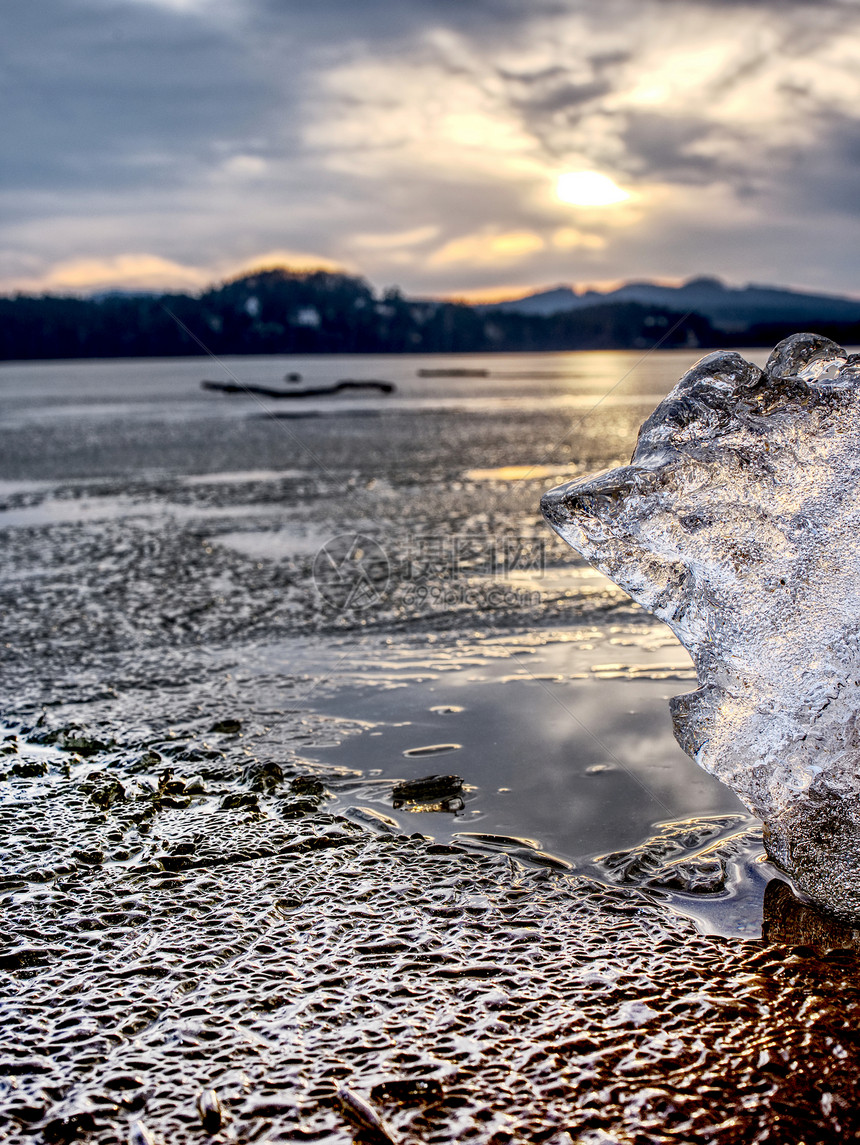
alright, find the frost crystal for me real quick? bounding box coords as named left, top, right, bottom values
left=542, top=334, right=860, bottom=917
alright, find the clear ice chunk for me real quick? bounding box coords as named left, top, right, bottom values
left=542, top=334, right=860, bottom=917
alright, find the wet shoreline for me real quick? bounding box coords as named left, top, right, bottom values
left=3, top=353, right=860, bottom=1143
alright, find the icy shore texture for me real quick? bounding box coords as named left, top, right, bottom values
left=542, top=334, right=860, bottom=917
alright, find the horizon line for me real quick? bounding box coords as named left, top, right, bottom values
left=5, top=265, right=860, bottom=307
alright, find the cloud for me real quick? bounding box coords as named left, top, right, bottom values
left=4, top=0, right=860, bottom=299
left=350, top=226, right=440, bottom=250
left=4, top=253, right=210, bottom=294
left=247, top=0, right=554, bottom=47
left=428, top=229, right=546, bottom=268
left=2, top=247, right=350, bottom=296
left=552, top=227, right=606, bottom=251
left=618, top=112, right=731, bottom=184
left=767, top=112, right=860, bottom=218
left=2, top=0, right=275, bottom=194
left=225, top=249, right=347, bottom=278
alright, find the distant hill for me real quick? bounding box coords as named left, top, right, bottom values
left=479, top=276, right=860, bottom=332
left=3, top=268, right=860, bottom=360
left=0, top=268, right=713, bottom=359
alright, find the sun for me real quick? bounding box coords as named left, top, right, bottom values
left=556, top=170, right=630, bottom=207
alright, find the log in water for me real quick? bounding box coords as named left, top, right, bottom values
left=202, top=378, right=396, bottom=397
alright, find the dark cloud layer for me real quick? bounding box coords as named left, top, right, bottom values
left=2, top=0, right=276, bottom=192
left=3, top=0, right=860, bottom=296
left=250, top=0, right=554, bottom=42
left=619, top=113, right=733, bottom=184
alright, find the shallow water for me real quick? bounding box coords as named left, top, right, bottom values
left=250, top=630, right=716, bottom=847
left=230, top=627, right=781, bottom=940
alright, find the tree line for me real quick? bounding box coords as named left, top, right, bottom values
left=2, top=267, right=858, bottom=360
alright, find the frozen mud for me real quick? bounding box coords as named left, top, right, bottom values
left=3, top=352, right=860, bottom=1143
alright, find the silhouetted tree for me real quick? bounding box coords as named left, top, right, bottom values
left=6, top=265, right=854, bottom=361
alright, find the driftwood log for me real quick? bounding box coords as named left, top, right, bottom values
left=201, top=379, right=395, bottom=398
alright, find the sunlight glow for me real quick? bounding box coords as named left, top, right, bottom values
left=552, top=227, right=606, bottom=251
left=429, top=230, right=545, bottom=268
left=13, top=254, right=210, bottom=294
left=351, top=225, right=440, bottom=250
left=556, top=171, right=631, bottom=208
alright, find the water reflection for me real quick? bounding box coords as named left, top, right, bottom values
left=265, top=628, right=741, bottom=861
left=763, top=881, right=860, bottom=950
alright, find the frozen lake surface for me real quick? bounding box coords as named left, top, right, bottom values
left=2, top=350, right=855, bottom=1145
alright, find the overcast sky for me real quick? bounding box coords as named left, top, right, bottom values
left=4, top=0, right=860, bottom=299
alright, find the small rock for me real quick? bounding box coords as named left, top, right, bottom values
left=392, top=774, right=463, bottom=804
left=277, top=797, right=319, bottom=818
left=345, top=806, right=399, bottom=833
left=59, top=730, right=110, bottom=756
left=210, top=718, right=242, bottom=735
left=79, top=772, right=125, bottom=809
left=157, top=768, right=185, bottom=795
left=244, top=760, right=284, bottom=791
left=290, top=775, right=324, bottom=796
left=220, top=792, right=259, bottom=811
left=10, top=760, right=48, bottom=778
left=42, top=1112, right=97, bottom=1143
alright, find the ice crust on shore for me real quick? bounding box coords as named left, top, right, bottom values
left=542, top=334, right=860, bottom=916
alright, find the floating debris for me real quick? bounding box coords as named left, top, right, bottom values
left=392, top=773, right=465, bottom=811
left=195, top=1089, right=223, bottom=1133
left=392, top=774, right=464, bottom=802
left=336, top=378, right=396, bottom=392
left=371, top=1078, right=443, bottom=1105
left=402, top=744, right=461, bottom=758
left=336, top=1086, right=397, bottom=1144
left=128, top=1122, right=157, bottom=1145
left=416, top=368, right=488, bottom=377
